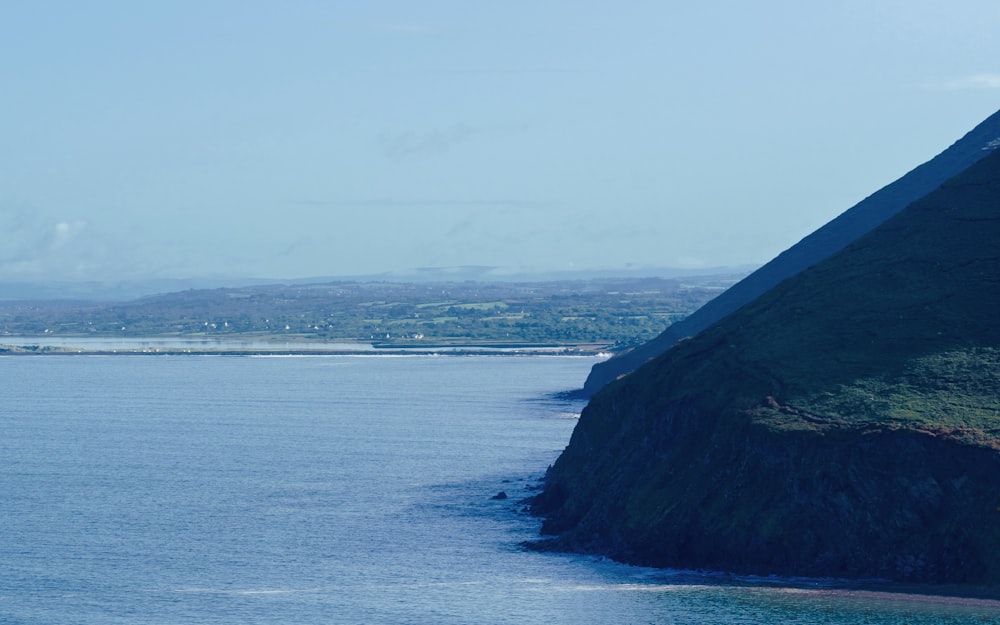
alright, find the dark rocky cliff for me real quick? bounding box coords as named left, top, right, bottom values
left=533, top=147, right=1000, bottom=585
left=581, top=109, right=1000, bottom=396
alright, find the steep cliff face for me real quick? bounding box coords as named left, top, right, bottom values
left=536, top=399, right=1000, bottom=582
left=581, top=108, right=1000, bottom=396
left=533, top=148, right=1000, bottom=585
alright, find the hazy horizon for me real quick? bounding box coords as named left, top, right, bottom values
left=0, top=262, right=760, bottom=302
left=3, top=2, right=999, bottom=284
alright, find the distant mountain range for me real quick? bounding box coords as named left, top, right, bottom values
left=0, top=265, right=756, bottom=302
left=579, top=108, right=1000, bottom=396
left=533, top=114, right=1000, bottom=587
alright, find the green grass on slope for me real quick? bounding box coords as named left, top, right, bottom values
left=749, top=348, right=1000, bottom=446
left=654, top=149, right=1000, bottom=445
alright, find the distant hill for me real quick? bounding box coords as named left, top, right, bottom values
left=0, top=276, right=740, bottom=350
left=0, top=266, right=755, bottom=302
left=532, top=147, right=1000, bottom=586
left=580, top=108, right=1000, bottom=396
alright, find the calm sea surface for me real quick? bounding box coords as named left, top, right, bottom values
left=1, top=355, right=997, bottom=624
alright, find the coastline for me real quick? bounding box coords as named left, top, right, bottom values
left=522, top=536, right=1000, bottom=603
left=0, top=338, right=610, bottom=357
left=708, top=576, right=1000, bottom=603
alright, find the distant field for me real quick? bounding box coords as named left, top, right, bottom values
left=0, top=275, right=745, bottom=352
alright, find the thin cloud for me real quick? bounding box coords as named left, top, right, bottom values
left=275, top=237, right=313, bottom=258
left=285, top=199, right=553, bottom=209
left=378, top=124, right=482, bottom=160
left=430, top=68, right=584, bottom=75
left=371, top=21, right=444, bottom=36
left=0, top=209, right=66, bottom=264
left=377, top=121, right=532, bottom=161
left=924, top=73, right=1000, bottom=90
left=51, top=221, right=87, bottom=251
left=0, top=209, right=120, bottom=280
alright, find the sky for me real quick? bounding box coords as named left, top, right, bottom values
left=2, top=1, right=1000, bottom=284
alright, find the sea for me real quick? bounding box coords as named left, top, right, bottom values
left=2, top=354, right=997, bottom=624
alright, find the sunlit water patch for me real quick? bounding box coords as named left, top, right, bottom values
left=1, top=355, right=996, bottom=624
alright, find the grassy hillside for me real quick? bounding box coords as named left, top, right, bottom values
left=581, top=108, right=1000, bottom=395
left=717, top=148, right=1000, bottom=443
left=533, top=148, right=1000, bottom=586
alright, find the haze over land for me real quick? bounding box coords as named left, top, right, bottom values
left=2, top=2, right=1000, bottom=286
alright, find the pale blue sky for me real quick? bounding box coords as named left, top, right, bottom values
left=2, top=1, right=999, bottom=282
